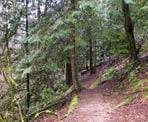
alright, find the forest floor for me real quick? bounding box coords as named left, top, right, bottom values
left=35, top=58, right=148, bottom=122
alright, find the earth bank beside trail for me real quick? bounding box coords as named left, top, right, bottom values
left=35, top=61, right=148, bottom=122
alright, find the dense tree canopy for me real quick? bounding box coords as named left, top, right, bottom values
left=0, top=0, right=147, bottom=121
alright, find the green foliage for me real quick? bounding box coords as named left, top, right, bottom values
left=140, top=6, right=148, bottom=11
left=22, top=34, right=40, bottom=44
left=21, top=67, right=32, bottom=78
left=129, top=71, right=136, bottom=83
left=38, top=83, right=68, bottom=105
left=64, top=45, right=74, bottom=52
left=125, top=0, right=135, bottom=4
left=54, top=83, right=68, bottom=95
left=76, top=39, right=88, bottom=47
left=53, top=19, right=64, bottom=30
left=0, top=114, right=3, bottom=122
left=107, top=31, right=128, bottom=56
left=141, top=41, right=148, bottom=52
left=65, top=96, right=78, bottom=117
left=101, top=69, right=116, bottom=81
left=127, top=65, right=146, bottom=93
left=71, top=11, right=81, bottom=18
left=131, top=79, right=148, bottom=93
left=40, top=86, right=54, bottom=104
left=131, top=81, right=143, bottom=93
left=129, top=65, right=141, bottom=84
left=43, top=61, right=60, bottom=72
left=123, top=63, right=133, bottom=73
left=79, top=1, right=95, bottom=10
left=0, top=0, right=147, bottom=120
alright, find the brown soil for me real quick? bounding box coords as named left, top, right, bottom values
left=34, top=63, right=148, bottom=122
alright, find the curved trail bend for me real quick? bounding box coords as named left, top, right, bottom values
left=59, top=69, right=116, bottom=122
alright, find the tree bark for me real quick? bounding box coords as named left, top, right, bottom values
left=66, top=57, right=72, bottom=86
left=121, top=0, right=138, bottom=60
left=37, top=0, right=41, bottom=22
left=88, top=28, right=94, bottom=74
left=44, top=0, right=48, bottom=14
left=69, top=0, right=82, bottom=91
left=93, top=40, right=96, bottom=74
left=25, top=0, right=30, bottom=113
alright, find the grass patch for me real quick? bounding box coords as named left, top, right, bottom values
left=141, top=41, right=148, bottom=52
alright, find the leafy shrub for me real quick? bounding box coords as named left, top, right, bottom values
left=40, top=85, right=55, bottom=104
left=101, top=69, right=116, bottom=81
left=54, top=83, right=68, bottom=95
left=38, top=83, right=68, bottom=106
left=129, top=71, right=136, bottom=83
left=123, top=63, right=133, bottom=73
left=131, top=79, right=148, bottom=93
left=129, top=65, right=141, bottom=84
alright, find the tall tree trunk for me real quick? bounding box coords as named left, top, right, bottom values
left=122, top=0, right=138, bottom=60
left=93, top=40, right=96, bottom=73
left=65, top=56, right=72, bottom=86
left=25, top=0, right=30, bottom=113
left=37, top=0, right=41, bottom=22
left=44, top=0, right=48, bottom=14
left=88, top=28, right=94, bottom=74
left=70, top=0, right=81, bottom=91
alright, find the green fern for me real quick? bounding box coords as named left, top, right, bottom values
left=131, top=79, right=148, bottom=96
left=129, top=71, right=136, bottom=83
left=101, top=69, right=116, bottom=81
left=123, top=63, right=133, bottom=73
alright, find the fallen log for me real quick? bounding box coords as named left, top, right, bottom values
left=25, top=85, right=74, bottom=119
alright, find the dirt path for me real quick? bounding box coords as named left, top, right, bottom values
left=35, top=63, right=148, bottom=122
left=56, top=68, right=116, bottom=122
left=61, top=87, right=113, bottom=122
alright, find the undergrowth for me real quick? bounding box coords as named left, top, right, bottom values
left=101, top=68, right=116, bottom=81
left=116, top=62, right=148, bottom=108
